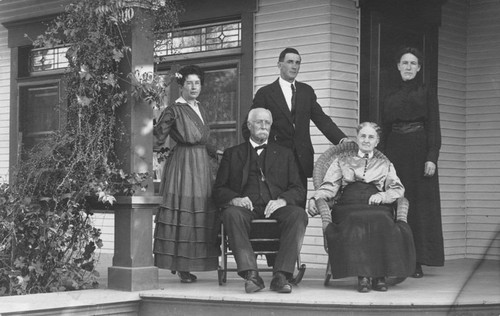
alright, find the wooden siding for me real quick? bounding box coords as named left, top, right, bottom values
left=254, top=0, right=360, bottom=268
left=0, top=0, right=67, bottom=23
left=465, top=0, right=500, bottom=260
left=0, top=25, right=9, bottom=181
left=438, top=0, right=468, bottom=260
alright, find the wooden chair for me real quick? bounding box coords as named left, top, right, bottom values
left=217, top=218, right=306, bottom=285
left=312, top=142, right=408, bottom=285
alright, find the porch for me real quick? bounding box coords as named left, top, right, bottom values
left=1, top=258, right=498, bottom=316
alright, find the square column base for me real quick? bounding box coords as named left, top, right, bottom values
left=108, top=266, right=159, bottom=291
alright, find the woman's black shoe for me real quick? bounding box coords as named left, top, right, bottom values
left=177, top=271, right=197, bottom=283
left=357, top=276, right=371, bottom=293
left=372, top=277, right=388, bottom=291
left=412, top=263, right=424, bottom=278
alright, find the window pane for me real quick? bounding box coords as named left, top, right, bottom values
left=198, top=67, right=238, bottom=151
left=19, top=84, right=60, bottom=149
left=30, top=46, right=69, bottom=73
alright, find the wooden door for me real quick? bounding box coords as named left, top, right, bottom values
left=359, top=0, right=446, bottom=124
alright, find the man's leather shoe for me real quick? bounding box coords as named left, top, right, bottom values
left=372, top=277, right=388, bottom=291
left=270, top=272, right=292, bottom=293
left=244, top=270, right=265, bottom=293
left=357, top=276, right=371, bottom=293
left=412, top=263, right=424, bottom=278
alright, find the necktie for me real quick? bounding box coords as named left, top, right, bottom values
left=363, top=153, right=369, bottom=177
left=291, top=84, right=296, bottom=119
left=254, top=144, right=267, bottom=151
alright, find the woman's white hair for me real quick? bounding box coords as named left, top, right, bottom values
left=356, top=122, right=382, bottom=139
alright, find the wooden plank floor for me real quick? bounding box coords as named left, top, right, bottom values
left=141, top=258, right=499, bottom=308
left=1, top=258, right=498, bottom=315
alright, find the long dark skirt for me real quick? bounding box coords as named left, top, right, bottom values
left=385, top=129, right=444, bottom=266
left=326, top=182, right=416, bottom=278
left=153, top=145, right=220, bottom=272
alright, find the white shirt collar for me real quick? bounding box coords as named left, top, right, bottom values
left=250, top=138, right=268, bottom=149
left=358, top=150, right=374, bottom=159
left=175, top=96, right=199, bottom=106
left=279, top=77, right=296, bottom=90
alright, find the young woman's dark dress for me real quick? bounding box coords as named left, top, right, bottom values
left=381, top=78, right=445, bottom=267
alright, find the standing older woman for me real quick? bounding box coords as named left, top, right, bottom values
left=381, top=47, right=444, bottom=278
left=153, top=65, right=219, bottom=283
left=308, top=122, right=415, bottom=293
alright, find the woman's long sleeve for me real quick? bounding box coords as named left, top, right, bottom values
left=425, top=90, right=441, bottom=164
left=153, top=107, right=175, bottom=151
left=378, top=162, right=405, bottom=203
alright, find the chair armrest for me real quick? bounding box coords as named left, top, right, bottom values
left=317, top=198, right=332, bottom=230
left=316, top=198, right=331, bottom=253
left=396, top=197, right=409, bottom=223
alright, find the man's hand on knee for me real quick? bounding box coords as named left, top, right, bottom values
left=264, top=198, right=286, bottom=218
left=230, top=196, right=254, bottom=210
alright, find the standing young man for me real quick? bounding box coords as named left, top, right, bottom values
left=244, top=48, right=349, bottom=197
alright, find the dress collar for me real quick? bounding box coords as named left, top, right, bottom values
left=358, top=150, right=374, bottom=159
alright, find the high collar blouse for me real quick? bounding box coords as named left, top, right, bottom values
left=313, top=153, right=405, bottom=204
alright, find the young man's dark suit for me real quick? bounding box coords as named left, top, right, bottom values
left=213, top=141, right=307, bottom=279
left=245, top=79, right=347, bottom=189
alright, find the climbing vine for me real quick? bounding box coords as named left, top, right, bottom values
left=0, top=0, right=182, bottom=295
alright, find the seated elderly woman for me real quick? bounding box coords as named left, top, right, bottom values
left=308, top=122, right=416, bottom=293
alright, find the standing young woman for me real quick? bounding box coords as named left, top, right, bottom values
left=381, top=47, right=445, bottom=278
left=153, top=65, right=219, bottom=283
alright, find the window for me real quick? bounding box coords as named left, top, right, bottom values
left=151, top=17, right=252, bottom=190
left=29, top=46, right=69, bottom=73
left=154, top=20, right=241, bottom=61
left=198, top=66, right=239, bottom=151
left=18, top=83, right=62, bottom=151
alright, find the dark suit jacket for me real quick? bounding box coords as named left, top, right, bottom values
left=244, top=79, right=346, bottom=177
left=213, top=142, right=306, bottom=209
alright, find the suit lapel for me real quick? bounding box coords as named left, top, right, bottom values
left=269, top=79, right=294, bottom=125
left=294, top=82, right=306, bottom=121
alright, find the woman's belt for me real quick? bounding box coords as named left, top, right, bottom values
left=392, top=121, right=424, bottom=134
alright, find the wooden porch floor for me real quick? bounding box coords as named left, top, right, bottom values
left=140, top=258, right=499, bottom=310
left=1, top=258, right=498, bottom=315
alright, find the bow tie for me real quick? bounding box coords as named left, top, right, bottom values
left=254, top=144, right=267, bottom=151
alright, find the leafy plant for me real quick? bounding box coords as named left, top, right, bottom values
left=0, top=0, right=182, bottom=295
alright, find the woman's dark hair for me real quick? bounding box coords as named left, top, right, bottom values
left=394, top=46, right=423, bottom=66
left=176, top=65, right=204, bottom=86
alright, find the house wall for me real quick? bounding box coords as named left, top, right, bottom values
left=465, top=0, right=500, bottom=260
left=438, top=0, right=468, bottom=259
left=254, top=0, right=360, bottom=267
left=0, top=0, right=498, bottom=271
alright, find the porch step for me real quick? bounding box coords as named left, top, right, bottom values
left=1, top=301, right=140, bottom=316
left=139, top=296, right=500, bottom=316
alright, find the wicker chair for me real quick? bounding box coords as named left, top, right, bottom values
left=312, top=142, right=408, bottom=285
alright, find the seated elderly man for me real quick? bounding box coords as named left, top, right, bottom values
left=213, top=108, right=308, bottom=294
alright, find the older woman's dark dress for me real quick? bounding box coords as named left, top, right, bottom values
left=153, top=99, right=219, bottom=272
left=314, top=153, right=415, bottom=278
left=382, top=78, right=445, bottom=267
